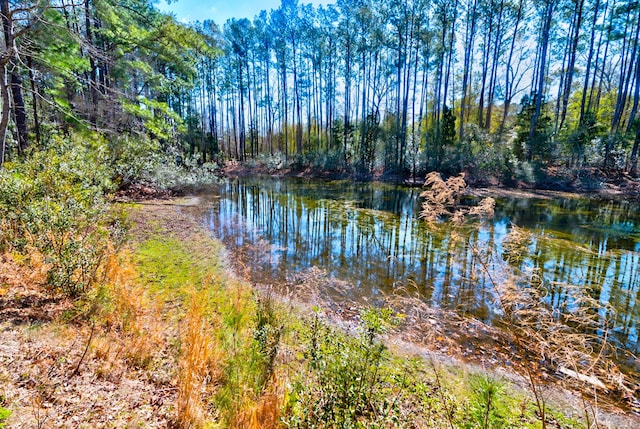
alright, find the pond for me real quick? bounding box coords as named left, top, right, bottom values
left=204, top=176, right=640, bottom=359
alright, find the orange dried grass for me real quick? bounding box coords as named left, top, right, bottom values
left=231, top=375, right=284, bottom=429
left=98, top=250, right=164, bottom=369
left=176, top=290, right=220, bottom=429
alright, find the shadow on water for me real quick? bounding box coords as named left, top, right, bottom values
left=204, top=176, right=640, bottom=371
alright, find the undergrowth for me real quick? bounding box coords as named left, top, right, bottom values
left=0, top=134, right=119, bottom=296
left=0, top=140, right=621, bottom=428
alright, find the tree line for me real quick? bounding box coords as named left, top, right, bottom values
left=1, top=0, right=640, bottom=183
left=187, top=0, right=640, bottom=180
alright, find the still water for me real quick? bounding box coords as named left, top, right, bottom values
left=204, top=176, right=640, bottom=354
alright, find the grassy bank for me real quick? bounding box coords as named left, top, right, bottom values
left=114, top=199, right=589, bottom=428
left=0, top=145, right=637, bottom=427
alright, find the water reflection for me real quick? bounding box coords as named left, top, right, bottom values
left=205, top=177, right=640, bottom=355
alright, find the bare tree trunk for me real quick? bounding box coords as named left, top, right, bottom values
left=500, top=0, right=523, bottom=132
left=0, top=62, right=10, bottom=166
left=10, top=70, right=26, bottom=151
left=1, top=0, right=27, bottom=151
left=626, top=50, right=640, bottom=133
left=460, top=0, right=477, bottom=141
left=529, top=1, right=555, bottom=160
left=630, top=128, right=640, bottom=177
left=612, top=6, right=640, bottom=132
left=27, top=56, right=40, bottom=146
left=84, top=0, right=98, bottom=125
left=558, top=0, right=584, bottom=132
left=579, top=0, right=601, bottom=124
left=485, top=0, right=506, bottom=131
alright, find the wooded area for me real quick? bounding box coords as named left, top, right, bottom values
left=187, top=0, right=640, bottom=179
left=2, top=2, right=640, bottom=426
left=1, top=0, right=640, bottom=182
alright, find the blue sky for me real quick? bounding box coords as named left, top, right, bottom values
left=157, top=0, right=335, bottom=25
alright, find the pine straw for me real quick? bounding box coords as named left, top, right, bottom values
left=0, top=253, right=71, bottom=325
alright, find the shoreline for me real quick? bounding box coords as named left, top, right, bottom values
left=3, top=192, right=638, bottom=427
left=203, top=193, right=640, bottom=426
left=184, top=192, right=639, bottom=423
left=223, top=162, right=640, bottom=201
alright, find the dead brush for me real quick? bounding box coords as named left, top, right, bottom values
left=176, top=289, right=220, bottom=429
left=501, top=224, right=532, bottom=264
left=476, top=223, right=624, bottom=428
left=420, top=173, right=625, bottom=428
left=420, top=172, right=495, bottom=225
left=94, top=250, right=164, bottom=369
left=0, top=251, right=48, bottom=289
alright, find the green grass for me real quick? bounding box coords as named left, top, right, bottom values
left=134, top=234, right=226, bottom=295
left=0, top=407, right=10, bottom=428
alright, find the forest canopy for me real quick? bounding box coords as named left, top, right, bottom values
left=1, top=0, right=639, bottom=184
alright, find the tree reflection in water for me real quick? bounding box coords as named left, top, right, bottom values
left=205, top=177, right=640, bottom=359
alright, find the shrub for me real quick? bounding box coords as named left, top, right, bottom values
left=108, top=135, right=163, bottom=188
left=284, top=308, right=409, bottom=428
left=0, top=134, right=120, bottom=296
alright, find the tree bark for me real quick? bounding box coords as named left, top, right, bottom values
left=528, top=1, right=555, bottom=160
left=1, top=0, right=27, bottom=151
left=0, top=62, right=10, bottom=166
left=84, top=0, right=98, bottom=125
left=579, top=0, right=601, bottom=124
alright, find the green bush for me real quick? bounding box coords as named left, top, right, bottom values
left=0, top=134, right=120, bottom=296
left=284, top=308, right=422, bottom=428
left=108, top=135, right=163, bottom=188
left=104, top=134, right=221, bottom=191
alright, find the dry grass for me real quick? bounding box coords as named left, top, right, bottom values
left=420, top=172, right=467, bottom=223
left=420, top=172, right=495, bottom=224
left=96, top=250, right=165, bottom=369
left=0, top=249, right=176, bottom=428
left=231, top=378, right=284, bottom=429
left=176, top=289, right=220, bottom=429
left=419, top=172, right=638, bottom=427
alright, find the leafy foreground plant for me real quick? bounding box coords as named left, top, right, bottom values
left=0, top=134, right=122, bottom=296
left=282, top=307, right=529, bottom=429
left=284, top=308, right=412, bottom=428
